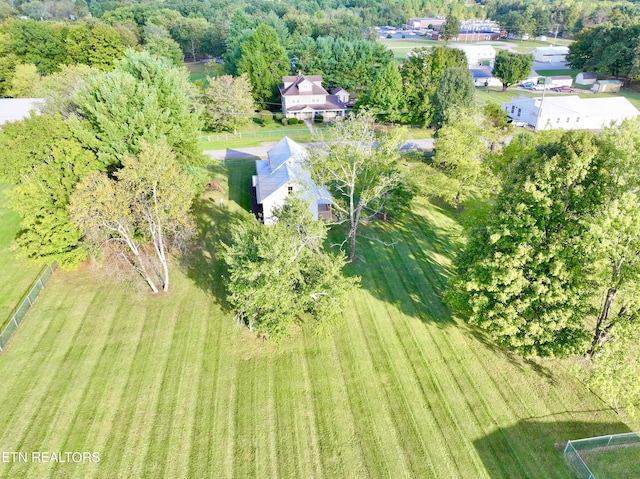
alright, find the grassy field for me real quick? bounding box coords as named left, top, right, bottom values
left=0, top=184, right=43, bottom=326
left=0, top=162, right=638, bottom=479
left=581, top=445, right=640, bottom=478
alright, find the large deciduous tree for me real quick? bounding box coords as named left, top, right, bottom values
left=432, top=67, right=475, bottom=128
left=0, top=114, right=101, bottom=268
left=439, top=15, right=460, bottom=41
left=223, top=196, right=357, bottom=340
left=237, top=24, right=289, bottom=109
left=400, top=46, right=467, bottom=126
left=71, top=50, right=202, bottom=167
left=357, top=61, right=404, bottom=122
left=307, top=111, right=406, bottom=260
left=70, top=141, right=196, bottom=293
left=492, top=51, right=534, bottom=91
left=447, top=131, right=607, bottom=357
left=202, top=74, right=256, bottom=133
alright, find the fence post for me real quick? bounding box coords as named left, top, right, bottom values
left=12, top=316, right=18, bottom=328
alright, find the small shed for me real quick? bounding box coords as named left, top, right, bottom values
left=470, top=69, right=502, bottom=87
left=547, top=75, right=573, bottom=88
left=575, top=72, right=597, bottom=85
left=591, top=80, right=623, bottom=93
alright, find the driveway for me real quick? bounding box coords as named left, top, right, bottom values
left=204, top=139, right=435, bottom=160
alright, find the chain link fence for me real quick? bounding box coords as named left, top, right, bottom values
left=0, top=263, right=57, bottom=353
left=564, top=432, right=640, bottom=479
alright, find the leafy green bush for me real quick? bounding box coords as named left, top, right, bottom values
left=314, top=115, right=324, bottom=123
left=260, top=110, right=274, bottom=125
left=288, top=118, right=298, bottom=125
left=274, top=112, right=284, bottom=121
left=281, top=118, right=289, bottom=125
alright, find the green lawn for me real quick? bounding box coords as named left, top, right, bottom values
left=0, top=162, right=637, bottom=478
left=0, top=184, right=43, bottom=326
left=581, top=445, right=640, bottom=479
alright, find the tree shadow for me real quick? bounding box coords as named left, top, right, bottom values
left=181, top=161, right=254, bottom=307
left=342, top=197, right=463, bottom=327
left=473, top=420, right=633, bottom=478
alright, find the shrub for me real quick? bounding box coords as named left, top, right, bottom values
left=314, top=115, right=324, bottom=123
left=281, top=118, right=289, bottom=125
left=260, top=110, right=274, bottom=125
left=288, top=118, right=298, bottom=125
left=274, top=112, right=284, bottom=121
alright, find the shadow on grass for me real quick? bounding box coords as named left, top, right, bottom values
left=182, top=161, right=255, bottom=307
left=338, top=197, right=463, bottom=327
left=473, top=420, right=632, bottom=479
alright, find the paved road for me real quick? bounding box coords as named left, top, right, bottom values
left=204, top=139, right=435, bottom=160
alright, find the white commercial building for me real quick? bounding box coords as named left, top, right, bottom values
left=0, top=98, right=43, bottom=127
left=529, top=46, right=570, bottom=63
left=449, top=44, right=496, bottom=66
left=502, top=95, right=639, bottom=131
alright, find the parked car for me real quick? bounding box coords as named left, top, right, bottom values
left=528, top=84, right=546, bottom=91
left=520, top=82, right=535, bottom=88
left=508, top=119, right=528, bottom=127
left=552, top=86, right=578, bottom=93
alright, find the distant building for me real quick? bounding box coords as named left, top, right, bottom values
left=0, top=98, right=43, bottom=127
left=251, top=137, right=332, bottom=225
left=591, top=80, right=623, bottom=93
left=279, top=75, right=347, bottom=121
left=502, top=95, right=639, bottom=130
left=529, top=46, right=569, bottom=63
left=406, top=17, right=446, bottom=30
left=575, top=72, right=597, bottom=85
left=449, top=44, right=496, bottom=66
left=470, top=68, right=502, bottom=87
left=545, top=75, right=574, bottom=88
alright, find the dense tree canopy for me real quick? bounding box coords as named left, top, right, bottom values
left=236, top=24, right=290, bottom=109
left=492, top=51, right=534, bottom=91
left=202, top=73, right=256, bottom=133
left=432, top=67, right=475, bottom=128
left=400, top=47, right=467, bottom=126
left=223, top=196, right=357, bottom=340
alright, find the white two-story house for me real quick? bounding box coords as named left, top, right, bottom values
left=251, top=137, right=332, bottom=225
left=279, top=75, right=348, bottom=121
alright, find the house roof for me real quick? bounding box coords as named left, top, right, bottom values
left=285, top=94, right=346, bottom=113
left=279, top=75, right=329, bottom=97
left=255, top=136, right=330, bottom=206
left=595, top=80, right=623, bottom=85
left=548, top=75, right=573, bottom=80
left=578, top=72, right=597, bottom=79
left=505, top=95, right=639, bottom=119
left=330, top=87, right=347, bottom=95
left=0, top=98, right=43, bottom=126
left=530, top=46, right=569, bottom=55
left=470, top=68, right=492, bottom=79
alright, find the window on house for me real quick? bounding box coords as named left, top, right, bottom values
left=288, top=186, right=293, bottom=194
left=566, top=117, right=570, bottom=123
left=517, top=108, right=521, bottom=116
left=511, top=106, right=515, bottom=113
left=557, top=118, right=561, bottom=123
left=576, top=117, right=580, bottom=123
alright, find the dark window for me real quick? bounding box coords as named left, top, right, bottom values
left=517, top=108, right=521, bottom=116
left=288, top=186, right=293, bottom=194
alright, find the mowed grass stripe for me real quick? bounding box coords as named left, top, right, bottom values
left=335, top=303, right=412, bottom=477
left=302, top=332, right=367, bottom=477
left=357, top=237, right=479, bottom=476
left=377, top=211, right=533, bottom=477
left=0, top=280, right=110, bottom=472
left=254, top=354, right=279, bottom=479
left=186, top=304, right=228, bottom=477
left=142, top=292, right=206, bottom=479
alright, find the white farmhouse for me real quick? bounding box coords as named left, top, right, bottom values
left=0, top=98, right=43, bottom=127
left=502, top=95, right=639, bottom=130
left=279, top=75, right=347, bottom=121
left=251, top=137, right=332, bottom=225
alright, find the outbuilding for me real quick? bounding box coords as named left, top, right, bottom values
left=575, top=72, right=597, bottom=85
left=529, top=46, right=569, bottom=63
left=591, top=80, right=623, bottom=93
left=546, top=75, right=574, bottom=88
